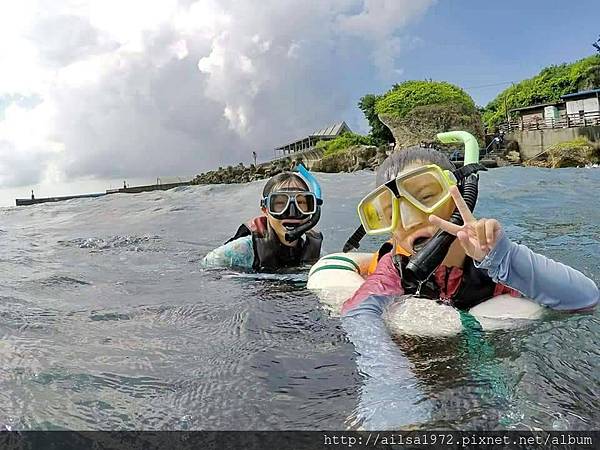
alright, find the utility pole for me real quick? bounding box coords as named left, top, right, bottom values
left=504, top=82, right=516, bottom=131
left=504, top=95, right=510, bottom=131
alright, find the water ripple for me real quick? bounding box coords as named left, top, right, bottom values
left=0, top=168, right=597, bottom=430
left=59, top=235, right=162, bottom=252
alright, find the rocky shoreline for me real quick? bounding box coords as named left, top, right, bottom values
left=191, top=144, right=390, bottom=185
left=190, top=128, right=600, bottom=186
left=190, top=142, right=516, bottom=185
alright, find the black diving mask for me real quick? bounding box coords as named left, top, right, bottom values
left=261, top=191, right=317, bottom=220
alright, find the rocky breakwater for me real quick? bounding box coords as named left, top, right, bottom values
left=191, top=145, right=390, bottom=185
left=191, top=159, right=293, bottom=185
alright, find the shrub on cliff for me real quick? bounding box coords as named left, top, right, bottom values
left=315, top=132, right=375, bottom=156
left=547, top=137, right=599, bottom=168
left=483, top=54, right=600, bottom=129
left=375, top=80, right=477, bottom=119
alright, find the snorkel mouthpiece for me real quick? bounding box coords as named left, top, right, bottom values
left=285, top=208, right=321, bottom=242
left=412, top=236, right=431, bottom=253
left=284, top=164, right=322, bottom=242
left=283, top=221, right=303, bottom=231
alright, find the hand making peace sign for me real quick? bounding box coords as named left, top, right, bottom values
left=428, top=185, right=503, bottom=262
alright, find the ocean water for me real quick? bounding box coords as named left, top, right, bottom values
left=0, top=167, right=598, bottom=430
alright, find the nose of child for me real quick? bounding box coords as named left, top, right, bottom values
left=399, top=200, right=428, bottom=230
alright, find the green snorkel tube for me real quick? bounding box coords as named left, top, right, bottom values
left=403, top=131, right=486, bottom=283
left=438, top=130, right=480, bottom=165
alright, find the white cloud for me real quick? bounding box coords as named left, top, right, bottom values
left=171, top=39, right=189, bottom=60
left=337, top=0, right=434, bottom=37
left=337, top=0, right=435, bottom=76
left=0, top=100, right=60, bottom=186
left=0, top=0, right=435, bottom=190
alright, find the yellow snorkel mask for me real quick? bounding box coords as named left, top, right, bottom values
left=357, top=164, right=457, bottom=234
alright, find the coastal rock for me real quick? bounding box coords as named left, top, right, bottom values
left=506, top=140, right=519, bottom=153
left=495, top=158, right=513, bottom=168
left=506, top=150, right=521, bottom=164
left=547, top=138, right=599, bottom=168
left=311, top=145, right=378, bottom=173
left=191, top=140, right=418, bottom=186
left=379, top=103, right=484, bottom=150
left=523, top=159, right=551, bottom=168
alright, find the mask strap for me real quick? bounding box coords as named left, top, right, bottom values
left=343, top=225, right=366, bottom=252
left=452, top=163, right=487, bottom=182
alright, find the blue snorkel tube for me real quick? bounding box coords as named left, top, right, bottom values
left=284, top=164, right=323, bottom=242
left=297, top=164, right=322, bottom=200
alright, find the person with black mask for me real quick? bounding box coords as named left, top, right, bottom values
left=202, top=167, right=323, bottom=271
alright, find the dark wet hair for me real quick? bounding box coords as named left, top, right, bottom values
left=376, top=146, right=455, bottom=186
left=262, top=172, right=309, bottom=197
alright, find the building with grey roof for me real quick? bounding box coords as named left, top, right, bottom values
left=274, top=121, right=352, bottom=155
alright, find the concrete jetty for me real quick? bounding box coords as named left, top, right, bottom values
left=15, top=181, right=191, bottom=206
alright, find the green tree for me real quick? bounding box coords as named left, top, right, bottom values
left=483, top=54, right=600, bottom=129
left=358, top=94, right=394, bottom=145
left=375, top=80, right=476, bottom=119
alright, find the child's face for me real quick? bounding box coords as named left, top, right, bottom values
left=389, top=162, right=456, bottom=255
left=262, top=178, right=311, bottom=245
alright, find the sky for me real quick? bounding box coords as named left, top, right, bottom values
left=0, top=0, right=598, bottom=207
